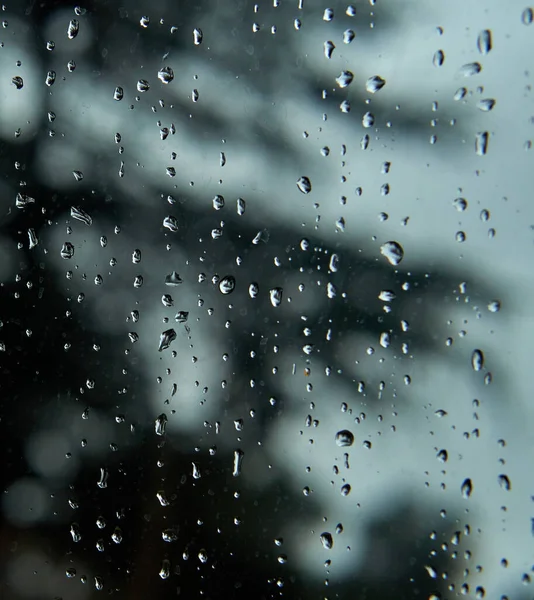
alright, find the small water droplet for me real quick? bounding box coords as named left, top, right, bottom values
left=380, top=241, right=404, bottom=266
left=453, top=197, right=468, bottom=211
left=323, top=8, right=334, bottom=21
left=487, top=300, right=501, bottom=313
left=437, top=449, right=448, bottom=463
left=165, top=271, right=183, bottom=286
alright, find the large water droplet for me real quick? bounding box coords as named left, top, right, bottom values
left=320, top=532, right=334, bottom=549
left=155, top=413, right=168, bottom=436
left=61, top=242, right=75, bottom=259
left=137, top=79, right=150, bottom=92
left=269, top=287, right=283, bottom=307
left=165, top=271, right=183, bottom=286
left=335, top=430, right=354, bottom=447
left=232, top=449, right=244, bottom=477
left=380, top=241, right=404, bottom=266
left=475, top=131, right=489, bottom=156
left=158, top=66, right=174, bottom=84
left=498, top=474, right=511, bottom=491
left=114, top=86, right=124, bottom=101
left=366, top=75, right=386, bottom=93
left=158, top=329, right=177, bottom=352
left=324, top=41, right=335, bottom=59
left=70, top=206, right=92, bottom=225
left=163, top=216, right=179, bottom=232
left=433, top=49, right=445, bottom=67
left=249, top=282, right=259, bottom=298
left=297, top=176, right=312, bottom=194
left=522, top=7, right=533, bottom=25
left=67, top=19, right=79, bottom=39
left=219, top=275, right=236, bottom=295
left=460, top=62, right=482, bottom=77
left=193, top=27, right=203, bottom=45
left=476, top=98, right=496, bottom=111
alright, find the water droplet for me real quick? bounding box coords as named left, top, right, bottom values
left=343, top=29, right=355, bottom=44
left=158, top=66, right=174, bottom=84
left=460, top=62, right=482, bottom=77
left=380, top=241, right=404, bottom=266
left=72, top=170, right=84, bottom=182
left=212, top=195, right=225, bottom=210
left=175, top=311, right=189, bottom=323
left=165, top=271, right=183, bottom=286
left=70, top=522, right=82, bottom=542
left=323, top=8, right=334, bottom=21
left=155, top=413, right=168, bottom=436
left=433, top=49, right=445, bottom=67
left=269, top=287, right=283, bottom=307
left=219, top=275, right=236, bottom=295
left=163, top=215, right=179, bottom=232
left=132, top=249, right=141, bottom=264
left=159, top=559, right=171, bottom=579
left=471, top=349, right=484, bottom=371
left=12, top=75, right=23, bottom=89
left=378, top=290, right=396, bottom=302
left=193, top=27, right=203, bottom=45
left=437, top=449, right=448, bottom=463
left=297, top=176, right=312, bottom=194
left=335, top=429, right=354, bottom=447
left=252, top=229, right=270, bottom=244
left=28, top=228, right=38, bottom=249
left=97, top=467, right=109, bottom=489
left=140, top=15, right=150, bottom=28
left=137, top=79, right=150, bottom=92
left=61, top=242, right=75, bottom=259
left=366, top=75, right=386, bottom=93
left=341, top=484, right=351, bottom=496
left=329, top=253, right=339, bottom=272
left=498, top=474, right=511, bottom=491
left=320, top=532, right=334, bottom=549
left=70, top=206, right=92, bottom=225
left=453, top=197, right=468, bottom=211
left=248, top=282, right=259, bottom=298
left=336, top=70, right=354, bottom=88
left=522, top=7, right=534, bottom=25
left=487, top=300, right=501, bottom=313
left=158, top=329, right=177, bottom=352
left=324, top=40, right=335, bottom=59
left=67, top=19, right=79, bottom=39
left=477, top=29, right=492, bottom=54
left=232, top=449, right=244, bottom=477
left=192, top=462, right=201, bottom=479
left=237, top=197, right=246, bottom=215
left=362, top=112, right=375, bottom=128
left=477, top=98, right=496, bottom=111
left=161, top=294, right=174, bottom=307
left=379, top=332, right=390, bottom=348
left=475, top=131, right=489, bottom=156
left=114, top=86, right=124, bottom=101
left=45, top=70, right=56, bottom=86
left=461, top=478, right=473, bottom=499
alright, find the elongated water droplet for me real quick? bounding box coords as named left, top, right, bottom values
left=219, top=275, right=236, bottom=295
left=362, top=112, right=375, bottom=128
left=378, top=290, right=396, bottom=302
left=192, top=462, right=201, bottom=479
left=232, top=449, right=244, bottom=477
left=45, top=70, right=56, bottom=86
left=477, top=98, right=496, bottom=111
left=471, top=349, right=484, bottom=371
left=28, top=228, right=38, bottom=249
left=335, top=430, right=354, bottom=447
left=454, top=87, right=467, bottom=101
left=460, top=62, right=482, bottom=77
left=380, top=241, right=404, bottom=266
left=366, top=75, right=386, bottom=93
left=320, top=532, right=333, bottom=549
left=437, top=449, right=448, bottom=462
left=269, top=287, right=283, bottom=307
left=132, top=249, right=141, bottom=264
left=343, top=29, right=355, bottom=43
left=70, top=206, right=92, bottom=225
left=97, top=467, right=109, bottom=489
left=158, top=66, right=174, bottom=84
left=477, top=29, right=492, bottom=54
left=297, top=176, right=312, bottom=194
left=475, top=131, right=489, bottom=155
left=213, top=195, right=225, bottom=210
left=329, top=253, right=339, bottom=272
left=193, top=28, right=203, bottom=45
left=67, top=19, right=79, bottom=39
left=249, top=282, right=259, bottom=298
left=70, top=522, right=82, bottom=542
left=114, top=86, right=124, bottom=101
left=158, top=329, right=177, bottom=352
left=341, top=484, right=351, bottom=496
left=237, top=197, right=246, bottom=215
left=522, top=7, right=533, bottom=25
left=433, top=49, right=445, bottom=67
left=155, top=413, right=168, bottom=436
left=324, top=40, right=335, bottom=59
left=159, top=559, right=171, bottom=579
left=461, top=478, right=473, bottom=499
